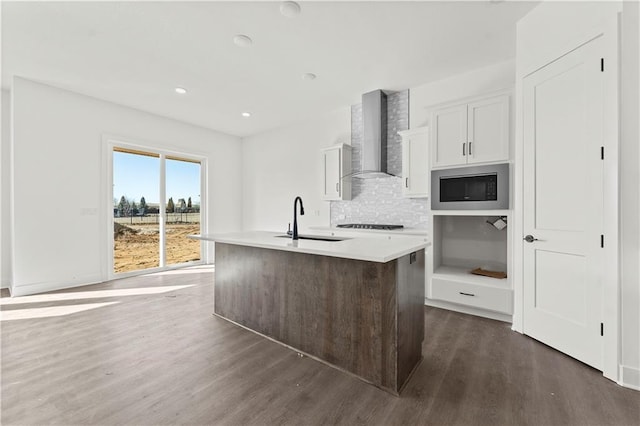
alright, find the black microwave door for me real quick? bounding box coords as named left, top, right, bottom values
left=440, top=175, right=497, bottom=202
left=440, top=177, right=467, bottom=202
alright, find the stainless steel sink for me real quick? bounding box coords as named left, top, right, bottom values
left=276, top=234, right=348, bottom=242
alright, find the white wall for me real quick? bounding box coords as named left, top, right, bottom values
left=620, top=0, right=640, bottom=389
left=410, top=59, right=515, bottom=129
left=242, top=107, right=350, bottom=232
left=10, top=78, right=242, bottom=296
left=1, top=90, right=10, bottom=289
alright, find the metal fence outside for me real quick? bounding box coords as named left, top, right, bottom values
left=114, top=213, right=200, bottom=225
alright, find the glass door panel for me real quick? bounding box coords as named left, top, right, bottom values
left=113, top=149, right=160, bottom=273
left=165, top=157, right=201, bottom=265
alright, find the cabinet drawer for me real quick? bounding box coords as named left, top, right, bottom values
left=431, top=277, right=513, bottom=314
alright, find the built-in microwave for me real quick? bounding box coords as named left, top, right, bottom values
left=431, top=163, right=509, bottom=210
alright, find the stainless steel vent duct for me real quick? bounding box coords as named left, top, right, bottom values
left=357, top=89, right=390, bottom=178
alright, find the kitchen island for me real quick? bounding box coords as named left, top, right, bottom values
left=193, top=231, right=428, bottom=395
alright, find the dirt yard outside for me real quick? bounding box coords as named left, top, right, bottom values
left=114, top=223, right=201, bottom=273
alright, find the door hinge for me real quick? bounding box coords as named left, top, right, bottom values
left=601, top=58, right=604, bottom=72
left=601, top=146, right=604, bottom=160
left=601, top=234, right=604, bottom=248
left=601, top=323, right=604, bottom=336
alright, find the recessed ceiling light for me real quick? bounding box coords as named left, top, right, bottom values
left=175, top=87, right=187, bottom=94
left=241, top=112, right=251, bottom=118
left=280, top=1, right=301, bottom=18
left=302, top=73, right=317, bottom=81
left=233, top=34, right=253, bottom=47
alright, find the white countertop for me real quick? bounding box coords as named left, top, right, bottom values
left=192, top=231, right=429, bottom=263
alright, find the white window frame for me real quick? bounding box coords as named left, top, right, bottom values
left=104, top=136, right=208, bottom=280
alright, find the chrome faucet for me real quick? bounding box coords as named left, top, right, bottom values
left=292, top=196, right=305, bottom=240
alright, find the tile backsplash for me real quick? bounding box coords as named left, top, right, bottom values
left=331, top=176, right=428, bottom=228
left=330, top=90, right=429, bottom=229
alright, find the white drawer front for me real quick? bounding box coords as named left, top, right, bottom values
left=431, top=278, right=513, bottom=314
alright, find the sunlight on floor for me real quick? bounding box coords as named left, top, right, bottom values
left=148, top=265, right=214, bottom=276
left=0, top=302, right=119, bottom=321
left=0, top=285, right=195, bottom=306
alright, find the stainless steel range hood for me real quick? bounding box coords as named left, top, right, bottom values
left=355, top=89, right=393, bottom=178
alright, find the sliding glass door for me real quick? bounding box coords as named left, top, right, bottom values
left=111, top=146, right=203, bottom=275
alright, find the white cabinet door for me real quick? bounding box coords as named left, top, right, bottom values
left=523, top=36, right=603, bottom=370
left=431, top=104, right=467, bottom=168
left=400, top=127, right=429, bottom=198
left=467, top=95, right=510, bottom=164
left=322, top=144, right=351, bottom=201
left=323, top=148, right=340, bottom=199
left=431, top=93, right=511, bottom=168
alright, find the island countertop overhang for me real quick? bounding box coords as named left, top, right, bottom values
left=191, top=231, right=429, bottom=263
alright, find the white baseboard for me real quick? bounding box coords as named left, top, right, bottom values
left=10, top=274, right=103, bottom=297
left=619, top=365, right=640, bottom=391
left=424, top=298, right=513, bottom=323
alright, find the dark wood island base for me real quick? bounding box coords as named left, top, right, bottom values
left=214, top=242, right=425, bottom=395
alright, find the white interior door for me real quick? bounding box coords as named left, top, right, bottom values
left=523, top=37, right=604, bottom=370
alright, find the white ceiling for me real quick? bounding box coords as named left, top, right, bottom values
left=1, top=1, right=539, bottom=137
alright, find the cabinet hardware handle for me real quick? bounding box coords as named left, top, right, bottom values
left=459, top=292, right=475, bottom=297
left=469, top=142, right=472, bottom=156
left=336, top=182, right=339, bottom=192
left=405, top=177, right=409, bottom=188
left=463, top=143, right=466, bottom=156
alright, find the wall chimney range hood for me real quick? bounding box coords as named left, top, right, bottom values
left=355, top=89, right=393, bottom=178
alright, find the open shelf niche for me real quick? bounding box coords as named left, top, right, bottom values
left=427, top=213, right=513, bottom=317
left=431, top=214, right=510, bottom=289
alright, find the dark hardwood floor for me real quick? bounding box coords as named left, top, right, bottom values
left=1, top=266, right=638, bottom=425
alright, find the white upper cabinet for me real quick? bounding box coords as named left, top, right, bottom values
left=322, top=144, right=351, bottom=201
left=431, top=105, right=468, bottom=168
left=431, top=94, right=510, bottom=168
left=399, top=127, right=429, bottom=198
left=467, top=95, right=510, bottom=164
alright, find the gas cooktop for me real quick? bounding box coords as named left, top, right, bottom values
left=336, top=224, right=404, bottom=230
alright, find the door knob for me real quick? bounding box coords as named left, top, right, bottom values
left=523, top=235, right=538, bottom=243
